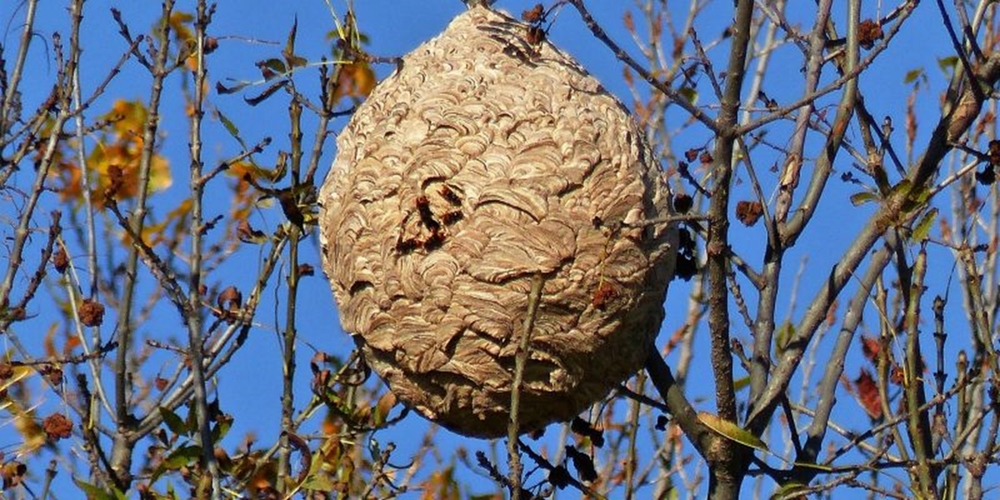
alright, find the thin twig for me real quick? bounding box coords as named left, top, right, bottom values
left=566, top=0, right=718, bottom=133
left=507, top=273, right=545, bottom=500
left=109, top=0, right=177, bottom=486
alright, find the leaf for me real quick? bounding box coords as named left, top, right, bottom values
left=259, top=58, right=287, bottom=79
left=937, top=55, right=959, bottom=75
left=148, top=444, right=201, bottom=487
left=849, top=191, right=879, bottom=206
left=902, top=183, right=931, bottom=213
left=165, top=11, right=195, bottom=44
left=910, top=184, right=931, bottom=204
left=903, top=68, right=925, bottom=84
left=166, top=481, right=179, bottom=500
left=771, top=481, right=810, bottom=500
left=678, top=86, right=698, bottom=105
left=888, top=179, right=913, bottom=198
left=775, top=321, right=794, bottom=355
left=102, top=99, right=148, bottom=136
left=211, top=414, right=233, bottom=442
left=333, top=61, right=377, bottom=101
left=83, top=102, right=173, bottom=207
left=854, top=369, right=883, bottom=419
left=283, top=18, right=307, bottom=69
left=12, top=405, right=46, bottom=455
left=246, top=81, right=286, bottom=106
left=216, top=79, right=252, bottom=95
left=860, top=335, right=880, bottom=363
left=43, top=323, right=59, bottom=358
left=301, top=473, right=335, bottom=491
left=271, top=151, right=288, bottom=183
left=160, top=406, right=189, bottom=437
left=215, top=108, right=247, bottom=151
left=790, top=461, right=834, bottom=472
left=237, top=219, right=267, bottom=244
left=75, top=479, right=123, bottom=500
left=159, top=445, right=202, bottom=476
left=136, top=198, right=192, bottom=247
left=373, top=391, right=397, bottom=426
left=565, top=446, right=598, bottom=482
left=0, top=364, right=32, bottom=393
left=286, top=54, right=308, bottom=70
left=733, top=375, right=750, bottom=392
left=1, top=461, right=26, bottom=490
left=697, top=412, right=769, bottom=453
left=911, top=208, right=938, bottom=242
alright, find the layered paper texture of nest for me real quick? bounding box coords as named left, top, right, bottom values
left=319, top=6, right=677, bottom=437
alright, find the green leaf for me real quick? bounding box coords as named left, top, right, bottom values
left=903, top=184, right=932, bottom=214
left=911, top=208, right=938, bottom=242
left=260, top=58, right=287, bottom=79
left=775, top=321, right=795, bottom=355
left=791, top=461, right=834, bottom=472
left=155, top=445, right=202, bottom=482
left=166, top=445, right=203, bottom=467
left=888, top=179, right=913, bottom=198
left=733, top=375, right=751, bottom=392
left=698, top=412, right=770, bottom=453
left=850, top=191, right=879, bottom=206
left=215, top=108, right=247, bottom=151
left=185, top=404, right=199, bottom=435
left=74, top=479, right=125, bottom=500
left=301, top=473, right=335, bottom=491
left=771, top=481, right=810, bottom=500
left=903, top=68, right=925, bottom=84
left=909, top=184, right=931, bottom=204
left=678, top=86, right=698, bottom=105
left=937, top=56, right=959, bottom=75
left=159, top=406, right=188, bottom=437
left=211, top=415, right=233, bottom=443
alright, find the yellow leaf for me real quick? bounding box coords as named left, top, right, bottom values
left=103, top=99, right=149, bottom=139
left=0, top=365, right=31, bottom=393
left=166, top=11, right=195, bottom=44
left=334, top=61, right=376, bottom=101
left=84, top=122, right=172, bottom=207
left=50, top=161, right=84, bottom=203
left=132, top=198, right=192, bottom=247
left=148, top=151, right=173, bottom=192
left=9, top=400, right=46, bottom=456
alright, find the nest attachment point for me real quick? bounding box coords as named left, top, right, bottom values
left=319, top=6, right=677, bottom=437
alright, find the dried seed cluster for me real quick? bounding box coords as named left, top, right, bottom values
left=319, top=6, right=678, bottom=437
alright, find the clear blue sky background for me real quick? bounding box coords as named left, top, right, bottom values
left=3, top=0, right=986, bottom=497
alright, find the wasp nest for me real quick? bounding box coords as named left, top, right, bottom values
left=319, top=6, right=677, bottom=437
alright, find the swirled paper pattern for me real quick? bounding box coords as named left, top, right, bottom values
left=319, top=6, right=677, bottom=437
